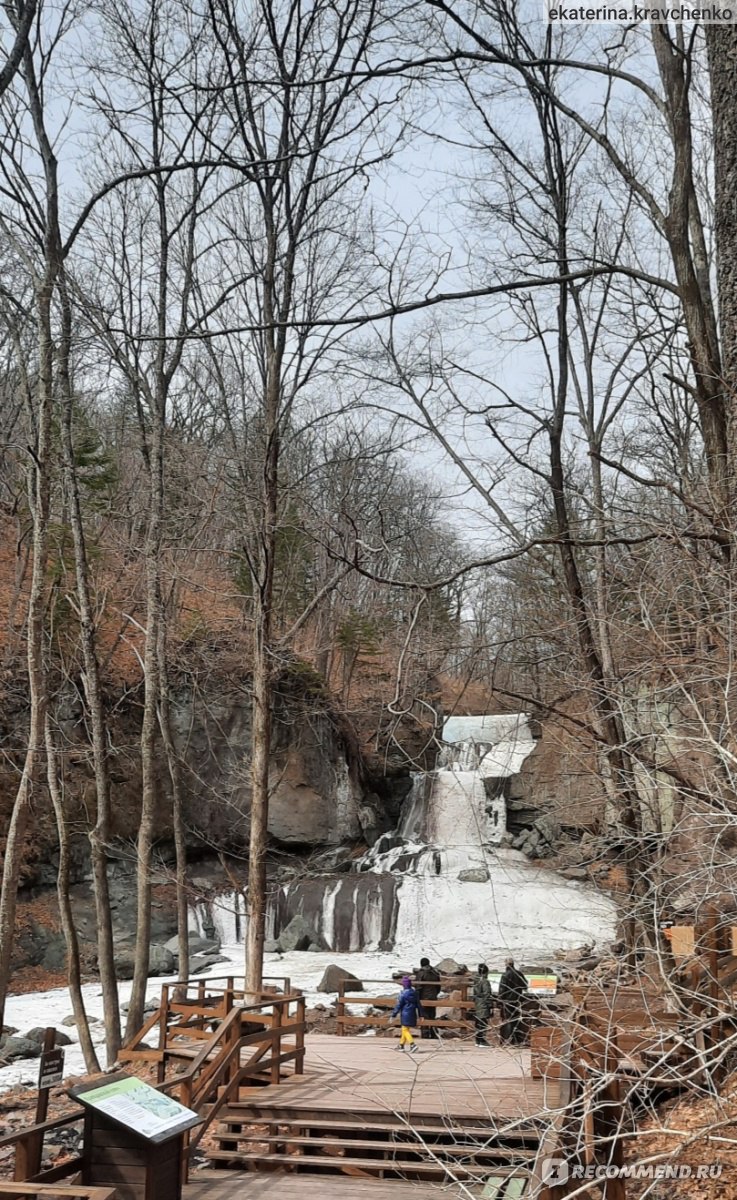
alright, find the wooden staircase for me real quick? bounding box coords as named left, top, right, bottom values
left=204, top=1098, right=544, bottom=1190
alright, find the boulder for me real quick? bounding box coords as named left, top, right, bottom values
left=24, top=1027, right=73, bottom=1047
left=1, top=1026, right=18, bottom=1037
left=457, top=868, right=490, bottom=883
left=264, top=939, right=283, bottom=954
left=148, top=945, right=176, bottom=976
left=317, top=965, right=363, bottom=994
left=114, top=943, right=174, bottom=979
left=61, top=1015, right=101, bottom=1027
left=188, top=953, right=228, bottom=975
left=114, top=947, right=136, bottom=980
left=277, top=915, right=325, bottom=953
left=561, top=866, right=589, bottom=881
left=0, top=1036, right=42, bottom=1061
left=435, top=958, right=467, bottom=976
left=164, top=933, right=220, bottom=957
left=535, top=814, right=560, bottom=845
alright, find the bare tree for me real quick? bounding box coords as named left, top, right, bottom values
left=197, top=0, right=404, bottom=997
left=0, top=0, right=37, bottom=99
left=0, top=17, right=64, bottom=1029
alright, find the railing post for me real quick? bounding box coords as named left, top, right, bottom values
left=337, top=982, right=345, bottom=1036
left=271, top=1000, right=282, bottom=1084
left=157, top=985, right=170, bottom=1085
left=296, top=995, right=306, bottom=1074
left=13, top=1134, right=31, bottom=1182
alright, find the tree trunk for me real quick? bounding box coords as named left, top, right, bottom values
left=45, top=717, right=100, bottom=1072
left=124, top=416, right=163, bottom=1041
left=706, top=26, right=737, bottom=522
left=57, top=278, right=121, bottom=1063
left=0, top=282, right=54, bottom=1031
left=156, top=639, right=189, bottom=993
left=244, top=354, right=280, bottom=1002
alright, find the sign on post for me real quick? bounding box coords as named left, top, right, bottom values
left=38, top=1047, right=65, bottom=1089
left=71, top=1073, right=202, bottom=1143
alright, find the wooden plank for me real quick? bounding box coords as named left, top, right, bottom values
left=0, top=1189, right=117, bottom=1199
left=186, top=1169, right=431, bottom=1197
left=530, top=1027, right=562, bottom=1080
left=670, top=925, right=696, bottom=961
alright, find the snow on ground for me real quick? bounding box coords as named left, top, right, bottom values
left=0, top=946, right=417, bottom=1094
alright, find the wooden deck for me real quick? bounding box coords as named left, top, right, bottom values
left=181, top=1034, right=560, bottom=1198
left=229, top=1033, right=559, bottom=1124
left=186, top=1170, right=435, bottom=1197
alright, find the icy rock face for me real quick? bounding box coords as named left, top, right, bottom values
left=190, top=713, right=619, bottom=961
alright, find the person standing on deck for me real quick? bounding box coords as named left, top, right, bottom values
left=498, top=957, right=528, bottom=1045
left=472, top=962, right=493, bottom=1046
left=392, top=975, right=423, bottom=1052
left=415, top=957, right=441, bottom=1040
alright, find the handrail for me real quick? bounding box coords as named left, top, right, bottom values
left=0, top=1188, right=117, bottom=1198
left=336, top=973, right=474, bottom=1036
left=187, top=1003, right=243, bottom=1077
left=158, top=991, right=301, bottom=1099
left=156, top=974, right=293, bottom=994
left=0, top=1115, right=81, bottom=1151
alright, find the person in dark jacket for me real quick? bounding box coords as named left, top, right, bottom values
left=415, top=957, right=441, bottom=1040
left=391, top=975, right=423, bottom=1052
left=472, top=962, right=493, bottom=1046
left=498, top=957, right=528, bottom=1045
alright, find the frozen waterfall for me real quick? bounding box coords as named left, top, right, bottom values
left=190, top=713, right=618, bottom=962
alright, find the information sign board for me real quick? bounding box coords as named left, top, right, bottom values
left=488, top=972, right=558, bottom=996
left=70, top=1073, right=202, bottom=1144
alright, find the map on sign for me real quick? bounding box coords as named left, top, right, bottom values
left=71, top=1074, right=202, bottom=1143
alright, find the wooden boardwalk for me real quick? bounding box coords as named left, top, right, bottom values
left=186, top=1170, right=438, bottom=1197
left=226, top=1033, right=558, bottom=1124
left=183, top=1033, right=561, bottom=1198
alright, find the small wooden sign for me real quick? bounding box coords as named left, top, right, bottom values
left=38, top=1046, right=65, bottom=1088
left=489, top=972, right=558, bottom=996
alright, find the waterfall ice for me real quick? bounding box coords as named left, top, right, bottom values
left=190, top=712, right=618, bottom=963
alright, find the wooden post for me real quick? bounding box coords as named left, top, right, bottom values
left=336, top=982, right=345, bottom=1036
left=271, top=999, right=282, bottom=1084
left=708, top=906, right=720, bottom=1006
left=158, top=986, right=170, bottom=1085
left=600, top=1027, right=625, bottom=1200
left=295, top=995, right=306, bottom=1074
left=21, top=1027, right=57, bottom=1177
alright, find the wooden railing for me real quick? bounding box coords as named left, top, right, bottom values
left=119, top=974, right=293, bottom=1077
left=0, top=1113, right=84, bottom=1186
left=534, top=1008, right=628, bottom=1200
left=144, top=984, right=307, bottom=1181
left=336, top=975, right=475, bottom=1036
left=1, top=978, right=305, bottom=1190
left=0, top=1187, right=117, bottom=1198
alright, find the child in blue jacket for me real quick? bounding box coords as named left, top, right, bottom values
left=392, top=975, right=423, bottom=1052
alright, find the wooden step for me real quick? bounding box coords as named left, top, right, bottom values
left=205, top=1149, right=527, bottom=1180
left=214, top=1132, right=539, bottom=1161
left=188, top=1167, right=452, bottom=1196
left=219, top=1106, right=543, bottom=1140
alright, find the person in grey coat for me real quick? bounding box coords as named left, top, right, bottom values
left=472, top=962, right=493, bottom=1046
